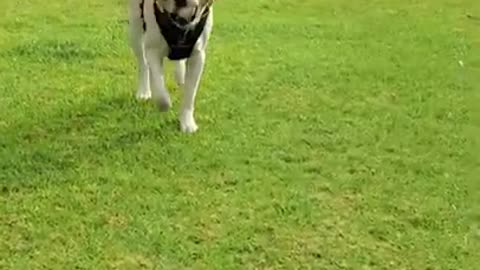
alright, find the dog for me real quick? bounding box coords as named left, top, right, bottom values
left=128, top=0, right=214, bottom=133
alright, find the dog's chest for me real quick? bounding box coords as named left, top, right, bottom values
left=153, top=5, right=209, bottom=60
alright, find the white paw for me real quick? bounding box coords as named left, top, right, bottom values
left=180, top=114, right=198, bottom=133
left=136, top=89, right=151, bottom=100
left=175, top=61, right=186, bottom=87
left=175, top=75, right=185, bottom=88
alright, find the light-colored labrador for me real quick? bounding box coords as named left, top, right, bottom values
left=128, top=0, right=214, bottom=133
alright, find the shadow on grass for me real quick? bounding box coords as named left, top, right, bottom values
left=0, top=94, right=182, bottom=189
left=1, top=39, right=101, bottom=64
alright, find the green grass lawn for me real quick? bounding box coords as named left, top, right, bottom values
left=0, top=0, right=478, bottom=269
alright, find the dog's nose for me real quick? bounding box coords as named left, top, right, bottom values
left=175, top=17, right=189, bottom=26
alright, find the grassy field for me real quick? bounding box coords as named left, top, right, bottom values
left=0, top=0, right=478, bottom=269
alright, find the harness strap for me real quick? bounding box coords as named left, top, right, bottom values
left=153, top=1, right=210, bottom=60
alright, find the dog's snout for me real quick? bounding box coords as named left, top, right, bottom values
left=173, top=5, right=198, bottom=26
left=174, top=16, right=189, bottom=26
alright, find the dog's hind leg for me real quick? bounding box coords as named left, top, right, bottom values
left=174, top=60, right=186, bottom=88
left=129, top=0, right=151, bottom=100
left=179, top=51, right=205, bottom=133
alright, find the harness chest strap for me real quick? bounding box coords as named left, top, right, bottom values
left=153, top=1, right=211, bottom=60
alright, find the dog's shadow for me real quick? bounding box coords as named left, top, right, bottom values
left=0, top=94, right=183, bottom=189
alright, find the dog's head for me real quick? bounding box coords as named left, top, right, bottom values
left=156, top=0, right=213, bottom=28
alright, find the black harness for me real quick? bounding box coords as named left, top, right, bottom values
left=153, top=3, right=210, bottom=60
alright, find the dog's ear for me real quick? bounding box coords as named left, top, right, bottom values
left=202, top=0, right=215, bottom=6
left=154, top=0, right=169, bottom=12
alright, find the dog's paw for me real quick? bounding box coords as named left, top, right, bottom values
left=174, top=75, right=185, bottom=88
left=155, top=97, right=171, bottom=112
left=136, top=89, right=152, bottom=100
left=180, top=114, right=198, bottom=133
left=174, top=60, right=186, bottom=87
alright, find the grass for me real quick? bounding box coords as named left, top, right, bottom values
left=0, top=0, right=478, bottom=269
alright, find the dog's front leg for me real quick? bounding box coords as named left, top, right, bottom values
left=180, top=51, right=206, bottom=133
left=144, top=48, right=171, bottom=111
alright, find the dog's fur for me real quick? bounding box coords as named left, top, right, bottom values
left=128, top=0, right=214, bottom=133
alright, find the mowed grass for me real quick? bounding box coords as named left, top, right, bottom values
left=0, top=0, right=478, bottom=269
